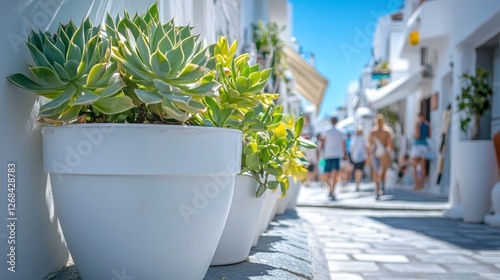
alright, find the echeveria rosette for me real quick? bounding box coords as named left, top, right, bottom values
left=7, top=18, right=132, bottom=123
left=111, top=10, right=220, bottom=123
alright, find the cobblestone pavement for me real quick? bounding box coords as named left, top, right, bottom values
left=297, top=182, right=448, bottom=211
left=298, top=207, right=500, bottom=280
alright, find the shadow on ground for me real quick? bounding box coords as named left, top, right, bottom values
left=369, top=215, right=500, bottom=250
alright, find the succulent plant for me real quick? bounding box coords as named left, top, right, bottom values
left=242, top=106, right=316, bottom=197
left=110, top=4, right=219, bottom=123
left=7, top=18, right=132, bottom=123
left=194, top=37, right=277, bottom=128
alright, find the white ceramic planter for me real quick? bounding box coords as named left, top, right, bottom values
left=286, top=178, right=302, bottom=210
left=252, top=188, right=280, bottom=247
left=485, top=181, right=500, bottom=227
left=43, top=124, right=241, bottom=280
left=276, top=178, right=302, bottom=213
left=456, top=141, right=499, bottom=223
left=211, top=174, right=266, bottom=265
left=276, top=191, right=290, bottom=215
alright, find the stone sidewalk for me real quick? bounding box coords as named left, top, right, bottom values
left=299, top=208, right=500, bottom=280
left=297, top=181, right=449, bottom=211
left=49, top=211, right=331, bottom=280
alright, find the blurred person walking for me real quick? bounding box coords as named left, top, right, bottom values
left=341, top=133, right=354, bottom=189
left=350, top=126, right=368, bottom=191
left=319, top=117, right=347, bottom=200
left=369, top=114, right=393, bottom=200
left=410, top=113, right=432, bottom=190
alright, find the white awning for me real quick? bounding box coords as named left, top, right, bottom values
left=365, top=68, right=424, bottom=109
left=284, top=47, right=329, bottom=114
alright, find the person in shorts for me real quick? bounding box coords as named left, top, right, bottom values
left=410, top=113, right=431, bottom=190
left=319, top=117, right=347, bottom=200
left=350, top=126, right=368, bottom=191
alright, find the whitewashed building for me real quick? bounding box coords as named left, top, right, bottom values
left=363, top=0, right=500, bottom=199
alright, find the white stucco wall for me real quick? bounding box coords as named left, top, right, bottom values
left=0, top=1, right=196, bottom=278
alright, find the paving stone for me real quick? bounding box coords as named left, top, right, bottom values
left=330, top=272, right=364, bottom=279
left=425, top=249, right=474, bottom=255
left=472, top=255, right=500, bottom=264
left=480, top=273, right=500, bottom=279
left=326, top=253, right=351, bottom=261
left=352, top=254, right=409, bottom=263
left=363, top=248, right=419, bottom=255
left=475, top=251, right=500, bottom=256
left=414, top=254, right=477, bottom=264
left=324, top=248, right=363, bottom=254
left=329, top=261, right=379, bottom=272
left=445, top=264, right=500, bottom=273
left=324, top=242, right=370, bottom=249
left=382, top=263, right=447, bottom=273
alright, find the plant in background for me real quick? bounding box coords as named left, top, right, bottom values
left=378, top=106, right=399, bottom=129
left=457, top=67, right=493, bottom=139
left=373, top=60, right=391, bottom=74
left=252, top=20, right=288, bottom=93
left=7, top=18, right=133, bottom=124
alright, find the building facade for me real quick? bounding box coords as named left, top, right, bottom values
left=360, top=0, right=500, bottom=199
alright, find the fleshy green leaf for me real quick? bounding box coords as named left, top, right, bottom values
left=86, top=63, right=107, bottom=86
left=73, top=89, right=99, bottom=105
left=39, top=83, right=77, bottom=115
left=150, top=50, right=171, bottom=77
left=166, top=45, right=184, bottom=72
left=93, top=96, right=135, bottom=114
left=7, top=73, right=61, bottom=94
left=30, top=66, right=66, bottom=87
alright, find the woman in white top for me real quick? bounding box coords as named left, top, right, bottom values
left=350, top=126, right=368, bottom=191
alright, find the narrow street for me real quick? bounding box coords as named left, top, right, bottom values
left=298, top=184, right=500, bottom=280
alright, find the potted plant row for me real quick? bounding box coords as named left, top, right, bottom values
left=204, top=38, right=315, bottom=265
left=7, top=3, right=316, bottom=278
left=8, top=4, right=240, bottom=279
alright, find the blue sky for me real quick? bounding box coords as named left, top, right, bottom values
left=289, top=0, right=402, bottom=118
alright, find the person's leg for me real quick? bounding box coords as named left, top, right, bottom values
left=380, top=166, right=388, bottom=194
left=420, top=158, right=427, bottom=189
left=323, top=159, right=333, bottom=196
left=355, top=169, right=362, bottom=191
left=330, top=159, right=340, bottom=199
left=331, top=170, right=338, bottom=194
left=412, top=158, right=419, bottom=190
left=371, top=162, right=380, bottom=198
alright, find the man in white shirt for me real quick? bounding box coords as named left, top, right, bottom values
left=319, top=117, right=347, bottom=200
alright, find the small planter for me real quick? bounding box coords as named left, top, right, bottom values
left=456, top=141, right=499, bottom=223
left=276, top=178, right=300, bottom=215
left=43, top=124, right=241, bottom=280
left=286, top=178, right=302, bottom=210
left=252, top=188, right=280, bottom=247
left=211, top=174, right=266, bottom=265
